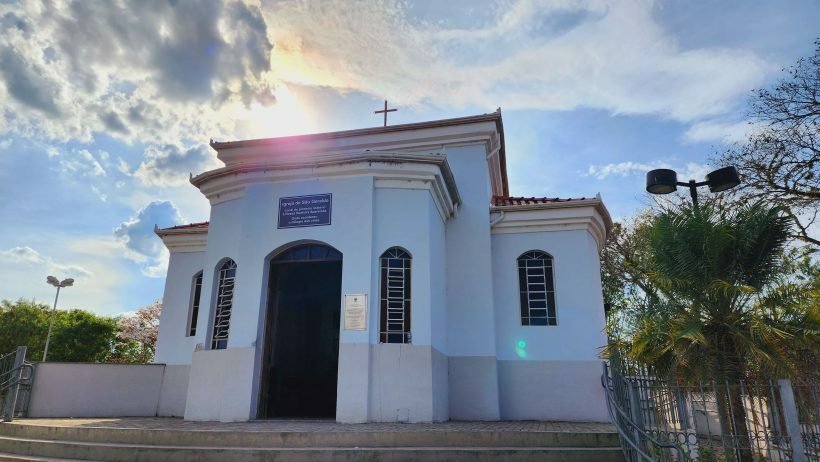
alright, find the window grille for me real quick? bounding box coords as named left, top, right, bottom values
left=211, top=259, right=237, bottom=349
left=379, top=247, right=411, bottom=343
left=517, top=251, right=557, bottom=326
left=187, top=271, right=203, bottom=336
left=274, top=244, right=342, bottom=262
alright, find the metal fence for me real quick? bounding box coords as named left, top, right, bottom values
left=603, top=360, right=820, bottom=462
left=0, top=347, right=34, bottom=422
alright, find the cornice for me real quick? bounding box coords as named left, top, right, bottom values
left=190, top=152, right=462, bottom=220
left=207, top=114, right=508, bottom=197
left=155, top=227, right=208, bottom=253
left=210, top=112, right=503, bottom=150
left=490, top=198, right=612, bottom=250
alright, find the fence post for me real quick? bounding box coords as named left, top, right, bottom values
left=777, top=379, right=805, bottom=462
left=628, top=380, right=646, bottom=455
left=1, top=346, right=26, bottom=422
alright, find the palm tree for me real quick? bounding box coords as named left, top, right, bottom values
left=609, top=200, right=819, bottom=461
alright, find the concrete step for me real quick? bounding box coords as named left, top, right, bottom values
left=0, top=423, right=620, bottom=448
left=0, top=436, right=624, bottom=462
left=0, top=452, right=93, bottom=462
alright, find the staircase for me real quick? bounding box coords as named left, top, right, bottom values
left=0, top=418, right=624, bottom=461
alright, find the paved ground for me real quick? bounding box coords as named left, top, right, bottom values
left=13, top=418, right=616, bottom=433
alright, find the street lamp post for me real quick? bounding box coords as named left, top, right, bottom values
left=645, top=166, right=741, bottom=207
left=43, top=276, right=74, bottom=362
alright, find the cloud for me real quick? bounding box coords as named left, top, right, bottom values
left=100, top=111, right=129, bottom=134
left=0, top=0, right=276, bottom=143
left=0, top=46, right=63, bottom=116
left=588, top=160, right=711, bottom=181
left=59, top=149, right=106, bottom=177
left=1, top=246, right=41, bottom=264
left=264, top=0, right=770, bottom=121
left=114, top=201, right=183, bottom=277
left=0, top=0, right=775, bottom=147
left=116, top=158, right=132, bottom=176
left=683, top=119, right=760, bottom=144
left=134, top=144, right=219, bottom=187
left=0, top=245, right=92, bottom=280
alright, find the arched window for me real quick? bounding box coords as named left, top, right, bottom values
left=187, top=271, right=203, bottom=337
left=211, top=259, right=237, bottom=349
left=379, top=247, right=411, bottom=343
left=518, top=251, right=557, bottom=326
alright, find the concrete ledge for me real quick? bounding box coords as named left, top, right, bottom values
left=184, top=348, right=256, bottom=422
left=498, top=360, right=608, bottom=422
left=0, top=437, right=624, bottom=462
left=448, top=356, right=501, bottom=420
left=369, top=344, right=445, bottom=423
left=0, top=422, right=620, bottom=448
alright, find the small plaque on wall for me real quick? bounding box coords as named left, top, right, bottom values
left=278, top=194, right=332, bottom=228
left=344, top=294, right=367, bottom=331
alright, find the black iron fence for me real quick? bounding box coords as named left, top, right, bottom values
left=603, top=360, right=819, bottom=461
left=0, top=347, right=34, bottom=421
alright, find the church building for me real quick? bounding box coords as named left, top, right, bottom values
left=154, top=111, right=612, bottom=423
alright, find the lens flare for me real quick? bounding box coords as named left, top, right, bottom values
left=515, top=340, right=527, bottom=359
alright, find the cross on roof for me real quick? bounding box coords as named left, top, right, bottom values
left=374, top=100, right=397, bottom=127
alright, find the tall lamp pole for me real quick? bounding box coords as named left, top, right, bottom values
left=43, top=276, right=74, bottom=362
left=645, top=166, right=741, bottom=207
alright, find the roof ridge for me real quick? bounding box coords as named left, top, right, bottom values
left=157, top=221, right=210, bottom=232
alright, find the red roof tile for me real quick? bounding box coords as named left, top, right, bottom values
left=492, top=196, right=592, bottom=206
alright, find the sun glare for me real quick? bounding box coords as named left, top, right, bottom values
left=236, top=85, right=315, bottom=139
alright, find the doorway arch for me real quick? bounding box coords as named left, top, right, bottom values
left=258, top=243, right=343, bottom=418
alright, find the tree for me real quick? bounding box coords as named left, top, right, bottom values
left=110, top=300, right=161, bottom=364
left=47, top=309, right=118, bottom=362
left=718, top=39, right=820, bottom=245
left=0, top=299, right=50, bottom=358
left=604, top=200, right=819, bottom=461
left=600, top=212, right=659, bottom=340
left=0, top=299, right=118, bottom=362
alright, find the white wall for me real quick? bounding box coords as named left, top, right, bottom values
left=491, top=229, right=607, bottom=362
left=155, top=251, right=204, bottom=365
left=176, top=175, right=378, bottom=422
left=442, top=143, right=501, bottom=420
left=429, top=198, right=447, bottom=354
left=27, top=363, right=188, bottom=418
left=444, top=144, right=498, bottom=357
left=490, top=228, right=608, bottom=421
left=199, top=199, right=245, bottom=349
left=371, top=188, right=441, bottom=346
left=368, top=186, right=448, bottom=422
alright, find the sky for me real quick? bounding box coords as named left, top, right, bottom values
left=0, top=0, right=818, bottom=316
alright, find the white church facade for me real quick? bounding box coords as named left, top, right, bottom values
left=154, top=111, right=612, bottom=423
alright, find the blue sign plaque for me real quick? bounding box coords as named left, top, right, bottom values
left=278, top=194, right=332, bottom=229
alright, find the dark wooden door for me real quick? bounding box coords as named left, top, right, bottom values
left=259, top=244, right=342, bottom=419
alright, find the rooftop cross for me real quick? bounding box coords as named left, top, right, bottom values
left=374, top=100, right=397, bottom=127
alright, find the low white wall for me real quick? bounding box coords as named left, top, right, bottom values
left=27, top=363, right=189, bottom=418
left=157, top=365, right=191, bottom=417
